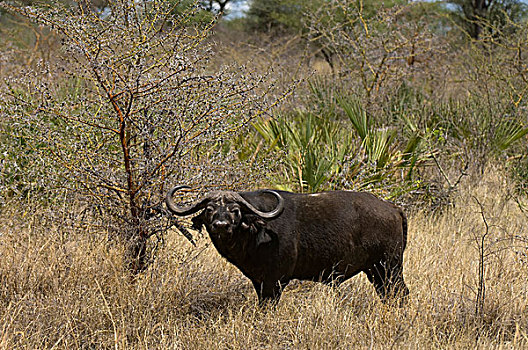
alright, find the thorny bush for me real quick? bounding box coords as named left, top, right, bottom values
left=0, top=0, right=292, bottom=272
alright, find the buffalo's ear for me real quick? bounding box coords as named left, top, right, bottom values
left=256, top=229, right=272, bottom=245
left=191, top=212, right=206, bottom=232
left=242, top=215, right=273, bottom=246
left=252, top=218, right=272, bottom=245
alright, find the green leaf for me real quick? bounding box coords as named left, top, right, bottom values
left=338, top=97, right=369, bottom=141
left=495, top=120, right=528, bottom=151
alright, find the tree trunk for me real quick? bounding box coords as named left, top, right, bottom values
left=125, top=228, right=148, bottom=274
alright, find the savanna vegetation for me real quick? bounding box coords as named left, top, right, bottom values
left=1, top=0, right=528, bottom=348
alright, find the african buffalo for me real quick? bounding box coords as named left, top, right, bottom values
left=166, top=186, right=409, bottom=305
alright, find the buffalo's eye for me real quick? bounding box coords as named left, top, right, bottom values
left=206, top=206, right=214, bottom=214
left=229, top=206, right=241, bottom=216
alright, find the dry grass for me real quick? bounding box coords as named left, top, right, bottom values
left=1, top=168, right=528, bottom=349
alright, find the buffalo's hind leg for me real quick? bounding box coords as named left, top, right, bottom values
left=364, top=258, right=409, bottom=305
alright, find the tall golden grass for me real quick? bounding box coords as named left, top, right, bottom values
left=1, top=167, right=527, bottom=349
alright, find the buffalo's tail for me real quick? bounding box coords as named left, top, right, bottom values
left=400, top=209, right=408, bottom=252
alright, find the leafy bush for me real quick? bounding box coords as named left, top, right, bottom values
left=240, top=80, right=432, bottom=200
left=252, top=109, right=355, bottom=193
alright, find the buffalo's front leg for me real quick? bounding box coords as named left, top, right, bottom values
left=252, top=279, right=287, bottom=306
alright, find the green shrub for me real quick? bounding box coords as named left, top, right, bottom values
left=238, top=81, right=433, bottom=200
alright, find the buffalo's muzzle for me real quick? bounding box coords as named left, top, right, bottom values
left=212, top=220, right=230, bottom=231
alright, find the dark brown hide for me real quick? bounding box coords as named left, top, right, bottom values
left=167, top=189, right=409, bottom=305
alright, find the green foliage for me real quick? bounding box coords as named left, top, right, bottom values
left=495, top=119, right=528, bottom=151
left=168, top=0, right=216, bottom=23
left=427, top=99, right=525, bottom=153
left=337, top=96, right=431, bottom=194
left=238, top=79, right=432, bottom=198
left=252, top=110, right=355, bottom=193
left=0, top=70, right=51, bottom=203
left=446, top=0, right=528, bottom=39
left=245, top=0, right=314, bottom=33
left=245, top=0, right=411, bottom=34
left=235, top=64, right=526, bottom=201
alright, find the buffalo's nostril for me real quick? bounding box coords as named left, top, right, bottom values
left=213, top=221, right=229, bottom=229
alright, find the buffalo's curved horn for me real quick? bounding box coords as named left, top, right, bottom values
left=165, top=185, right=209, bottom=216
left=238, top=190, right=284, bottom=219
